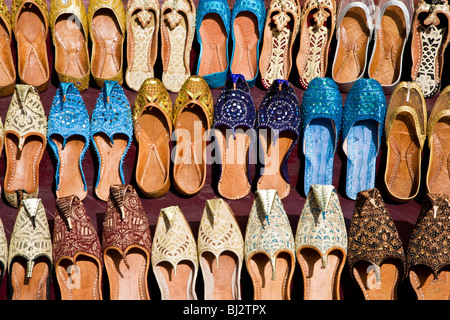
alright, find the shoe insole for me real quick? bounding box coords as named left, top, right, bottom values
left=54, top=14, right=89, bottom=79
left=105, top=247, right=149, bottom=300
left=369, top=6, right=406, bottom=85
left=135, top=107, right=171, bottom=196
left=428, top=118, right=450, bottom=195
left=231, top=11, right=259, bottom=81
left=216, top=127, right=251, bottom=199
left=409, top=266, right=450, bottom=300
left=333, top=8, right=370, bottom=83
left=16, top=3, right=48, bottom=87
left=52, top=135, right=87, bottom=201
left=0, top=18, right=14, bottom=87
left=200, top=251, right=239, bottom=300
left=198, top=13, right=228, bottom=77
left=173, top=104, right=208, bottom=195
left=257, top=130, right=296, bottom=199
left=304, top=118, right=335, bottom=194
left=297, top=248, right=342, bottom=300
left=91, top=8, right=123, bottom=79
left=353, top=260, right=402, bottom=300
left=386, top=113, right=420, bottom=199
left=10, top=256, right=49, bottom=300
left=345, top=120, right=378, bottom=199
left=56, top=256, right=102, bottom=300
left=155, top=261, right=196, bottom=300
left=93, top=133, right=129, bottom=201
left=4, top=134, right=44, bottom=194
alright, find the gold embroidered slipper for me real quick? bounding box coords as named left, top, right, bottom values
left=0, top=0, right=16, bottom=97
left=50, top=0, right=90, bottom=92
left=161, top=0, right=195, bottom=93
left=125, top=0, right=159, bottom=91
left=88, top=0, right=126, bottom=88
left=0, top=218, right=7, bottom=282
left=3, top=85, right=47, bottom=208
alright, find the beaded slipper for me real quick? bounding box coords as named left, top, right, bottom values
left=256, top=79, right=300, bottom=200
left=125, top=0, right=159, bottom=91
left=172, top=76, right=214, bottom=196
left=88, top=0, right=126, bottom=88
left=161, top=0, right=196, bottom=93
left=50, top=0, right=90, bottom=92
left=245, top=189, right=295, bottom=300
left=295, top=185, right=347, bottom=300
left=48, top=82, right=90, bottom=201
left=301, top=77, right=342, bottom=196
left=103, top=184, right=152, bottom=300
left=296, top=0, right=336, bottom=90
left=3, top=85, right=47, bottom=208
left=134, top=78, right=172, bottom=198
left=342, top=79, right=387, bottom=200
left=91, top=80, right=133, bottom=201
left=407, top=193, right=450, bottom=300
left=348, top=188, right=406, bottom=300
left=384, top=81, right=427, bottom=202
left=259, top=0, right=300, bottom=90
left=11, top=0, right=50, bottom=92
left=152, top=206, right=198, bottom=300
left=426, top=86, right=450, bottom=196
left=230, top=0, right=265, bottom=88
left=411, top=0, right=450, bottom=98
left=53, top=195, right=103, bottom=300
left=331, top=0, right=375, bottom=92
left=198, top=199, right=244, bottom=300
left=214, top=74, right=256, bottom=200
left=8, top=198, right=52, bottom=300
left=368, top=0, right=413, bottom=94
left=0, top=0, right=15, bottom=97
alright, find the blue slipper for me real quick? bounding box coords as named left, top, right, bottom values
left=301, top=77, right=342, bottom=196
left=91, top=80, right=133, bottom=201
left=196, top=0, right=230, bottom=88
left=342, top=78, right=386, bottom=200
left=47, top=82, right=90, bottom=200
left=230, top=0, right=266, bottom=88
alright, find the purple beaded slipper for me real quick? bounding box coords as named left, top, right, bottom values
left=214, top=74, right=256, bottom=199
left=256, top=79, right=301, bottom=199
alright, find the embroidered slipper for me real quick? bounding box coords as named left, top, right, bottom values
left=259, top=0, right=300, bottom=90
left=172, top=76, right=214, bottom=196
left=230, top=0, right=265, bottom=88
left=50, top=0, right=90, bottom=92
left=214, top=74, right=256, bottom=200
left=102, top=184, right=152, bottom=300
left=91, top=80, right=133, bottom=201
left=0, top=0, right=15, bottom=97
left=368, top=0, right=413, bottom=94
left=407, top=193, right=450, bottom=300
left=348, top=188, right=406, bottom=300
left=47, top=82, right=90, bottom=201
left=3, top=85, right=47, bottom=208
left=8, top=198, right=52, bottom=300
left=256, top=79, right=300, bottom=199
left=125, top=0, right=159, bottom=91
left=53, top=195, right=103, bottom=300
left=0, top=218, right=7, bottom=282
left=384, top=81, right=427, bottom=202
left=426, top=86, right=450, bottom=196
left=245, top=189, right=295, bottom=300
left=296, top=0, right=336, bottom=90
left=11, top=0, right=50, bottom=92
left=342, top=79, right=387, bottom=200
left=152, top=206, right=198, bottom=300
left=411, top=0, right=450, bottom=98
left=161, top=0, right=195, bottom=93
left=301, top=77, right=342, bottom=196
left=196, top=0, right=230, bottom=88
left=331, top=0, right=375, bottom=92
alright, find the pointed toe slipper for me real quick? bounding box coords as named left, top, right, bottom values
left=0, top=0, right=16, bottom=97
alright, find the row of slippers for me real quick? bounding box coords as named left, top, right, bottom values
left=0, top=185, right=448, bottom=300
